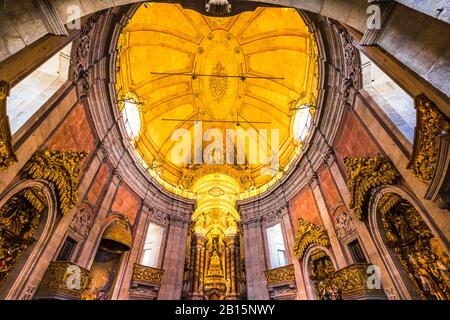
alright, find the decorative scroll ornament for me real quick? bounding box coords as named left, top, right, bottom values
left=344, top=156, right=399, bottom=220
left=0, top=81, right=16, bottom=170
left=23, top=150, right=87, bottom=215
left=0, top=188, right=47, bottom=284
left=132, top=263, right=164, bottom=285
left=264, top=264, right=295, bottom=285
left=293, top=218, right=330, bottom=259
left=408, top=95, right=450, bottom=182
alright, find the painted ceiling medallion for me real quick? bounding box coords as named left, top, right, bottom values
left=208, top=186, right=225, bottom=197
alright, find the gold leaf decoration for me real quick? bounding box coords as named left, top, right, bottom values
left=344, top=156, right=399, bottom=220
left=0, top=188, right=47, bottom=284
left=408, top=95, right=450, bottom=182
left=293, top=218, right=330, bottom=260
left=132, top=263, right=164, bottom=285
left=264, top=264, right=295, bottom=285
left=23, top=150, right=87, bottom=215
left=318, top=263, right=384, bottom=298
left=0, top=81, right=16, bottom=171
left=36, top=262, right=92, bottom=299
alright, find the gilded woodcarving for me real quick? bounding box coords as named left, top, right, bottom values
left=0, top=188, right=47, bottom=284
left=344, top=156, right=399, bottom=219
left=0, top=81, right=16, bottom=171
left=23, top=150, right=87, bottom=215
left=132, top=263, right=164, bottom=285
left=408, top=95, right=450, bottom=182
left=293, top=218, right=330, bottom=260
left=36, top=261, right=92, bottom=299
left=379, top=193, right=450, bottom=300
left=264, top=264, right=295, bottom=285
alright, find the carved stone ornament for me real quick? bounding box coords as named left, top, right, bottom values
left=70, top=208, right=93, bottom=238
left=408, top=95, right=450, bottom=183
left=334, top=211, right=356, bottom=240
left=23, top=150, right=87, bottom=215
left=344, top=156, right=399, bottom=220
left=293, top=218, right=330, bottom=260
left=0, top=81, right=16, bottom=171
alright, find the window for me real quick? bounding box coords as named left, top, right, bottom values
left=57, top=237, right=77, bottom=261
left=266, top=223, right=287, bottom=269
left=360, top=52, right=415, bottom=142
left=141, top=222, right=164, bottom=268
left=292, top=105, right=313, bottom=142
left=348, top=239, right=367, bottom=263
left=8, top=43, right=72, bottom=134
left=122, top=99, right=141, bottom=139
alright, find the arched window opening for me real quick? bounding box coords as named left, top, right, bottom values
left=360, top=52, right=415, bottom=142
left=7, top=43, right=72, bottom=134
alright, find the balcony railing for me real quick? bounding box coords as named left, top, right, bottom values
left=35, top=261, right=92, bottom=300
left=264, top=264, right=295, bottom=285
left=318, top=263, right=385, bottom=299
left=132, top=263, right=164, bottom=286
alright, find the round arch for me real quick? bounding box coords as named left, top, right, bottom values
left=367, top=184, right=450, bottom=300
left=0, top=179, right=58, bottom=300
left=301, top=244, right=338, bottom=300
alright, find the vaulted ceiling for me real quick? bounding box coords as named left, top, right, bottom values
left=115, top=3, right=318, bottom=197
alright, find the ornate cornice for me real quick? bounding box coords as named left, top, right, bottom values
left=408, top=95, right=450, bottom=183
left=344, top=156, right=399, bottom=220
left=23, top=150, right=87, bottom=215
left=292, top=218, right=330, bottom=260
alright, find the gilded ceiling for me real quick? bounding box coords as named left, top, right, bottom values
left=115, top=3, right=318, bottom=198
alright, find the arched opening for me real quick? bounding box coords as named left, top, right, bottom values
left=375, top=192, right=449, bottom=300
left=0, top=180, right=58, bottom=300
left=301, top=245, right=337, bottom=300
left=88, top=215, right=133, bottom=300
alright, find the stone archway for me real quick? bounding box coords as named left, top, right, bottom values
left=368, top=185, right=450, bottom=300
left=0, top=179, right=58, bottom=300
left=301, top=245, right=338, bottom=300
